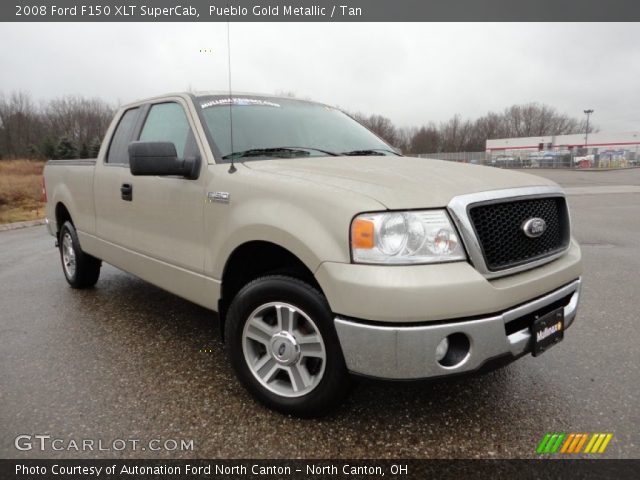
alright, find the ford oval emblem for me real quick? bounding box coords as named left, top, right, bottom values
left=522, top=217, right=547, bottom=238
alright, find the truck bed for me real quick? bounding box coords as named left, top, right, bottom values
left=44, top=159, right=97, bottom=236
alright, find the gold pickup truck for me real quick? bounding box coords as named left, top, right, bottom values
left=43, top=93, right=582, bottom=416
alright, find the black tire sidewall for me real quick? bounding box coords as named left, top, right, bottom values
left=58, top=221, right=100, bottom=288
left=225, top=276, right=350, bottom=417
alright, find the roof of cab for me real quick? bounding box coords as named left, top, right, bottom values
left=119, top=91, right=327, bottom=110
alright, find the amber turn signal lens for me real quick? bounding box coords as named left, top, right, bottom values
left=351, top=218, right=374, bottom=249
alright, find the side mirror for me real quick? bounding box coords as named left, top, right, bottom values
left=128, top=141, right=199, bottom=179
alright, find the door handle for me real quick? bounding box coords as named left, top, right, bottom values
left=120, top=183, right=133, bottom=201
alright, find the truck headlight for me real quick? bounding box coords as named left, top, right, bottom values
left=351, top=210, right=466, bottom=264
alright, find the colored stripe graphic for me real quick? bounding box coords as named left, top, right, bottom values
left=544, top=434, right=559, bottom=454
left=560, top=433, right=575, bottom=453
left=585, top=433, right=614, bottom=454
left=567, top=433, right=582, bottom=453
left=549, top=433, right=565, bottom=453
left=574, top=433, right=589, bottom=453
left=584, top=434, right=598, bottom=453
left=537, top=433, right=566, bottom=454
left=539, top=433, right=613, bottom=454
left=536, top=433, right=552, bottom=454
left=568, top=434, right=584, bottom=453
left=598, top=434, right=614, bottom=453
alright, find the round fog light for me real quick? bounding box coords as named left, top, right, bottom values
left=435, top=337, right=449, bottom=361
left=437, top=333, right=471, bottom=368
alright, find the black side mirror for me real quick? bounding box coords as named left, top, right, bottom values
left=128, top=141, right=199, bottom=179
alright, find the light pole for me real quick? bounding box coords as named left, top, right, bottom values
left=584, top=109, right=594, bottom=150
left=584, top=109, right=594, bottom=168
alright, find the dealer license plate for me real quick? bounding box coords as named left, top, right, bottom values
left=532, top=308, right=564, bottom=357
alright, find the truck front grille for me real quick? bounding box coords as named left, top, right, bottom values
left=468, top=196, right=570, bottom=271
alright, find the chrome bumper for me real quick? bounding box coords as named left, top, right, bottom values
left=334, top=278, right=581, bottom=380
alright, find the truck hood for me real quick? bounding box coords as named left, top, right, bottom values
left=243, top=156, right=557, bottom=209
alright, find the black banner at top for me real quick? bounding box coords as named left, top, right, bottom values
left=4, top=0, right=640, bottom=22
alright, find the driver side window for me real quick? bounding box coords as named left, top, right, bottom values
left=139, top=102, right=198, bottom=159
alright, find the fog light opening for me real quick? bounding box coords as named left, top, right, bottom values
left=435, top=337, right=449, bottom=362
left=437, top=333, right=470, bottom=368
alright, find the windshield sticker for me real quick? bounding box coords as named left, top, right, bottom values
left=201, top=98, right=281, bottom=109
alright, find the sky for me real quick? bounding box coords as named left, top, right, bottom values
left=2, top=22, right=639, bottom=132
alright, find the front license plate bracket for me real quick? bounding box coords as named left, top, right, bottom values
left=532, top=308, right=564, bottom=357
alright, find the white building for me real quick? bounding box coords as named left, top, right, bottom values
left=486, top=131, right=640, bottom=168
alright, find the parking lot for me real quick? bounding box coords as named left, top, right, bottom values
left=1, top=168, right=638, bottom=459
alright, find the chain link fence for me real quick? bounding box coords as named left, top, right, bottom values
left=415, top=152, right=487, bottom=164
left=416, top=149, right=638, bottom=169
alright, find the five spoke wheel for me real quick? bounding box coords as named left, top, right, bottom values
left=242, top=302, right=326, bottom=397
left=61, top=232, right=77, bottom=279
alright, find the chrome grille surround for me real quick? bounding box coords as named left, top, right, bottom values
left=447, top=186, right=571, bottom=279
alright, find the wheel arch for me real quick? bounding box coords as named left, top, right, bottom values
left=55, top=202, right=73, bottom=236
left=218, top=240, right=325, bottom=339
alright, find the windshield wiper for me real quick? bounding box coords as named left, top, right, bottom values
left=223, top=148, right=312, bottom=160
left=282, top=147, right=339, bottom=156
left=222, top=147, right=339, bottom=160
left=341, top=149, right=400, bottom=156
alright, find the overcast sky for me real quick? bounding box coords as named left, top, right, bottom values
left=2, top=22, right=639, bottom=131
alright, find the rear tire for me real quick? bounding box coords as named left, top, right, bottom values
left=225, top=275, right=351, bottom=417
left=59, top=221, right=101, bottom=289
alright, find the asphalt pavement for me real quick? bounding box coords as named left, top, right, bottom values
left=1, top=168, right=638, bottom=459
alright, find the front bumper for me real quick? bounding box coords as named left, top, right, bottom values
left=316, top=240, right=582, bottom=323
left=334, top=278, right=581, bottom=380
left=45, top=217, right=55, bottom=237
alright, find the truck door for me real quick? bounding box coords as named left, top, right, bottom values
left=121, top=99, right=207, bottom=274
left=94, top=106, right=144, bottom=249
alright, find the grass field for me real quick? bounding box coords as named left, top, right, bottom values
left=0, top=159, right=46, bottom=224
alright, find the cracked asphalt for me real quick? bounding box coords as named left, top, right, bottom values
left=0, top=169, right=638, bottom=459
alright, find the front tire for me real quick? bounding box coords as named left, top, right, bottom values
left=225, top=275, right=351, bottom=417
left=59, top=221, right=101, bottom=289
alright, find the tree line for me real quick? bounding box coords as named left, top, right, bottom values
left=0, top=90, right=594, bottom=160
left=0, top=91, right=114, bottom=160
left=351, top=103, right=594, bottom=154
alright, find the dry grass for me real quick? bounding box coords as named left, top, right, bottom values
left=0, top=159, right=46, bottom=224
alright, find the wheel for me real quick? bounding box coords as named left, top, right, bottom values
left=225, top=275, right=351, bottom=417
left=58, top=221, right=101, bottom=289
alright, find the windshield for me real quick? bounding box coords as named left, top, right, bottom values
left=197, top=95, right=396, bottom=160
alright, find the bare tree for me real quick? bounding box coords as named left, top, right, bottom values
left=500, top=103, right=584, bottom=138
left=274, top=90, right=298, bottom=98
left=44, top=96, right=114, bottom=152
left=409, top=124, right=440, bottom=154
left=350, top=112, right=399, bottom=147
left=0, top=90, right=597, bottom=160
left=0, top=91, right=114, bottom=160
left=0, top=91, right=44, bottom=159
left=439, top=115, right=475, bottom=152
left=396, top=126, right=416, bottom=154
left=420, top=103, right=597, bottom=154
left=466, top=113, right=502, bottom=151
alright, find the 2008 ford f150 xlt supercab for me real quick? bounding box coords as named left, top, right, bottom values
left=44, top=93, right=582, bottom=416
